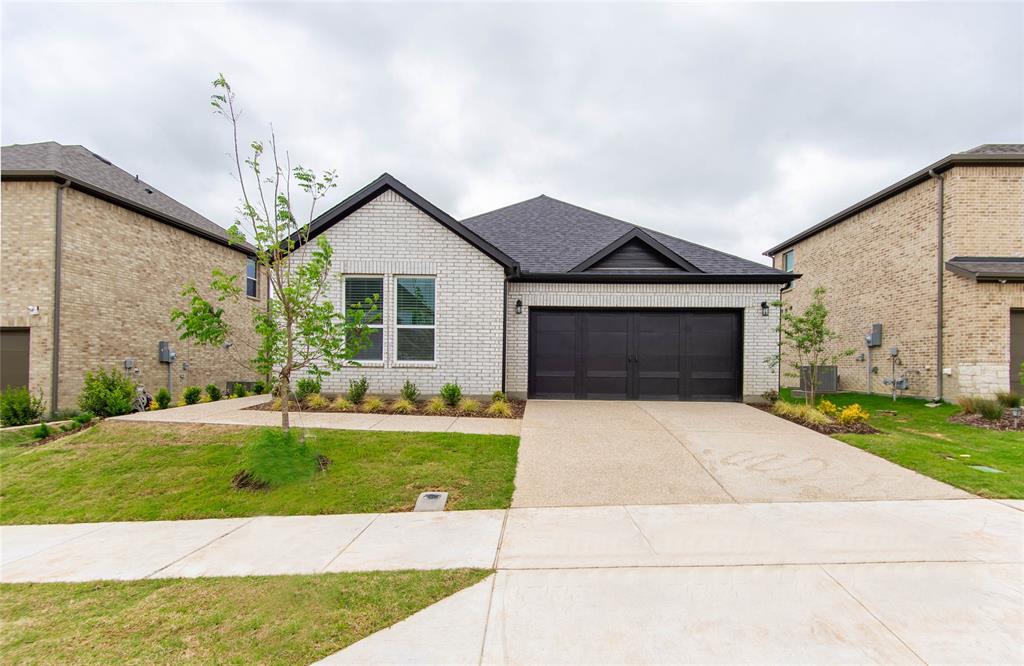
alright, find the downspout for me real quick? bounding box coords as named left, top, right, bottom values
left=51, top=179, right=71, bottom=412
left=500, top=278, right=508, bottom=394
left=929, top=169, right=944, bottom=402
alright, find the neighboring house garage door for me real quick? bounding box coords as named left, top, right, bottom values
left=528, top=309, right=741, bottom=401
left=1, top=328, right=30, bottom=391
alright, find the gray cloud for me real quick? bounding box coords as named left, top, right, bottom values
left=4, top=2, right=1021, bottom=263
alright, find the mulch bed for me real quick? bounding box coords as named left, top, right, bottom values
left=244, top=398, right=525, bottom=420
left=17, top=419, right=99, bottom=447
left=949, top=410, right=1023, bottom=431
left=753, top=404, right=880, bottom=435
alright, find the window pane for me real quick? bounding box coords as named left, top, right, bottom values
left=352, top=328, right=383, bottom=361
left=396, top=278, right=435, bottom=326
left=346, top=277, right=383, bottom=324
left=246, top=259, right=257, bottom=279
left=246, top=277, right=257, bottom=298
left=397, top=328, right=434, bottom=361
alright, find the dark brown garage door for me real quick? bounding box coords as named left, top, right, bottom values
left=528, top=309, right=741, bottom=401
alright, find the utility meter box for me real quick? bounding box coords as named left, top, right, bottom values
left=158, top=341, right=176, bottom=364
left=865, top=323, right=882, bottom=348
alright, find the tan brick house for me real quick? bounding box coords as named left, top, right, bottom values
left=1, top=142, right=265, bottom=411
left=765, top=144, right=1024, bottom=401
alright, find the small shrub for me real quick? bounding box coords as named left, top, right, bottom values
left=79, top=368, right=136, bottom=417
left=457, top=398, right=481, bottom=414
left=0, top=386, right=45, bottom=426
left=60, top=422, right=75, bottom=432
left=440, top=382, right=462, bottom=407
left=330, top=396, right=353, bottom=411
left=296, top=377, right=321, bottom=402
left=837, top=403, right=870, bottom=425
left=975, top=399, right=1005, bottom=421
left=72, top=411, right=95, bottom=427
left=400, top=380, right=420, bottom=403
left=817, top=399, right=838, bottom=417
left=347, top=376, right=369, bottom=404
left=390, top=398, right=415, bottom=414
left=154, top=388, right=171, bottom=410
left=232, top=383, right=248, bottom=398
left=361, top=395, right=385, bottom=412
left=183, top=386, right=202, bottom=405
left=760, top=389, right=779, bottom=404
left=204, top=384, right=222, bottom=402
left=252, top=380, right=267, bottom=395
left=270, top=397, right=282, bottom=410
left=424, top=397, right=447, bottom=414
left=31, top=421, right=52, bottom=439
left=486, top=400, right=512, bottom=417
left=995, top=391, right=1022, bottom=409
left=491, top=390, right=508, bottom=403
left=305, top=393, right=330, bottom=410
left=236, top=428, right=321, bottom=489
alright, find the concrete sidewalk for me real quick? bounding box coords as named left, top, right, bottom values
left=112, top=394, right=520, bottom=436
left=3, top=498, right=1019, bottom=583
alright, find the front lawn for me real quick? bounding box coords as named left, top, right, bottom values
left=1, top=569, right=489, bottom=665
left=780, top=389, right=1023, bottom=498
left=0, top=421, right=518, bottom=524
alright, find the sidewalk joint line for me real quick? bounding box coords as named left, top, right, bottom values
left=320, top=513, right=382, bottom=573
left=477, top=573, right=499, bottom=666
left=1, top=522, right=112, bottom=568
left=145, top=517, right=255, bottom=579
left=492, top=509, right=510, bottom=569
left=819, top=564, right=929, bottom=665
left=622, top=505, right=658, bottom=555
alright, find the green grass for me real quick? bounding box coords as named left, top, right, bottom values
left=781, top=389, right=1023, bottom=498
left=0, top=421, right=518, bottom=524
left=1, top=569, right=490, bottom=665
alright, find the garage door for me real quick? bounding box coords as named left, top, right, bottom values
left=528, top=309, right=741, bottom=401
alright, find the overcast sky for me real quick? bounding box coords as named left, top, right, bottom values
left=3, top=2, right=1021, bottom=264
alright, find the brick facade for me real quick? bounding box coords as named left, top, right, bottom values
left=505, top=281, right=782, bottom=401
left=1, top=181, right=264, bottom=411
left=772, top=164, right=1024, bottom=400
left=292, top=189, right=507, bottom=397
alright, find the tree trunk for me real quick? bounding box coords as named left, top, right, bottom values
left=279, top=375, right=290, bottom=432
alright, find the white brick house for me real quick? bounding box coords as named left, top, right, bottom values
left=293, top=174, right=792, bottom=402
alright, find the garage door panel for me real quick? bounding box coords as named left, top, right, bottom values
left=529, top=309, right=741, bottom=401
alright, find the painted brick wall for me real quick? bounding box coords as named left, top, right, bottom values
left=505, top=281, right=782, bottom=401
left=291, top=189, right=506, bottom=397
left=0, top=181, right=58, bottom=405
left=774, top=164, right=1024, bottom=400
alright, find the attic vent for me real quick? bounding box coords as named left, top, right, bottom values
left=586, top=238, right=689, bottom=273
left=144, top=188, right=153, bottom=194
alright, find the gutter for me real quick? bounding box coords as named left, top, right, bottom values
left=511, top=272, right=798, bottom=285
left=51, top=179, right=70, bottom=412
left=929, top=169, right=944, bottom=402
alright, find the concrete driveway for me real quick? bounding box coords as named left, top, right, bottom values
left=512, top=400, right=969, bottom=507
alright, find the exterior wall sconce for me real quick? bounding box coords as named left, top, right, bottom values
left=515, top=299, right=523, bottom=315
left=760, top=301, right=770, bottom=317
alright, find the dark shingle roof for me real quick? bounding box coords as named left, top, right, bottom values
left=961, top=144, right=1024, bottom=155
left=765, top=143, right=1024, bottom=255
left=462, top=195, right=784, bottom=276
left=945, top=256, right=1024, bottom=282
left=2, top=141, right=245, bottom=250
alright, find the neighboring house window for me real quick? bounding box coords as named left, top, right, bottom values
left=782, top=250, right=794, bottom=273
left=344, top=277, right=384, bottom=361
left=396, top=277, right=436, bottom=362
left=246, top=258, right=258, bottom=298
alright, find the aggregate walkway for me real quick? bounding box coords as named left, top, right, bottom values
left=112, top=394, right=520, bottom=436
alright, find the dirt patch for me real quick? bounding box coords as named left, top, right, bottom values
left=753, top=404, right=879, bottom=435
left=949, top=410, right=1023, bottom=431
left=231, top=470, right=269, bottom=491
left=244, top=398, right=525, bottom=420
left=17, top=419, right=99, bottom=447
left=316, top=454, right=332, bottom=471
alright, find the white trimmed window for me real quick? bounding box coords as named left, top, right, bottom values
left=395, top=276, right=435, bottom=362
left=344, top=276, right=384, bottom=361
left=245, top=258, right=258, bottom=298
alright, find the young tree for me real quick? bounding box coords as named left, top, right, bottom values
left=766, top=286, right=854, bottom=405
left=172, top=74, right=377, bottom=431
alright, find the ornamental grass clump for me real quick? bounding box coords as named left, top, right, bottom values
left=330, top=396, right=353, bottom=411
left=390, top=398, right=415, bottom=414
left=234, top=428, right=322, bottom=490
left=304, top=393, right=330, bottom=410
left=457, top=398, right=481, bottom=414
left=995, top=391, right=1022, bottom=409
left=361, top=396, right=385, bottom=412
left=424, top=397, right=447, bottom=415
left=975, top=399, right=1005, bottom=421
left=772, top=400, right=832, bottom=426
left=485, top=400, right=512, bottom=417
